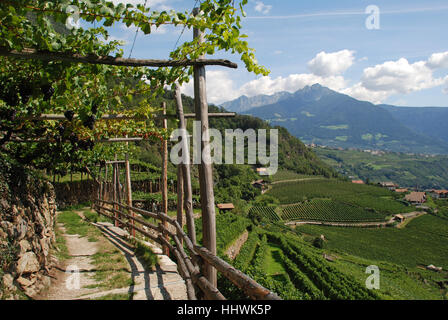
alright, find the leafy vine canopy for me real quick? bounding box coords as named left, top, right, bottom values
left=0, top=0, right=269, bottom=175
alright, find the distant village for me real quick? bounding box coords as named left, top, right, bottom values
left=351, top=179, right=448, bottom=206
left=307, top=143, right=439, bottom=158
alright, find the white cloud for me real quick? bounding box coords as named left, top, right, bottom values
left=254, top=1, right=272, bottom=15
left=427, top=52, right=448, bottom=69
left=342, top=83, right=391, bottom=104
left=307, top=50, right=355, bottom=77
left=239, top=74, right=347, bottom=98
left=361, top=58, right=442, bottom=94
left=182, top=50, right=448, bottom=105
left=181, top=71, right=347, bottom=105
left=181, top=70, right=241, bottom=105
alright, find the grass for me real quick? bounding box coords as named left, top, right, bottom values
left=264, top=243, right=287, bottom=276
left=295, top=215, right=448, bottom=270
left=271, top=170, right=320, bottom=182
left=57, top=211, right=101, bottom=242
left=54, top=224, right=70, bottom=261
left=92, top=293, right=134, bottom=300
left=87, top=248, right=133, bottom=291
left=327, top=251, right=444, bottom=300
left=56, top=208, right=135, bottom=295
left=129, top=238, right=159, bottom=271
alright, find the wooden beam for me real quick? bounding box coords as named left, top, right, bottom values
left=28, top=112, right=236, bottom=121
left=176, top=165, right=184, bottom=246
left=175, top=83, right=197, bottom=245
left=161, top=102, right=169, bottom=256
left=193, top=7, right=217, bottom=287
left=194, top=246, right=282, bottom=300
left=0, top=46, right=238, bottom=69
left=124, top=149, right=134, bottom=237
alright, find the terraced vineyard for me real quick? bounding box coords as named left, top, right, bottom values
left=249, top=206, right=281, bottom=222
left=281, top=200, right=388, bottom=222
left=226, top=230, right=379, bottom=300
left=268, top=179, right=412, bottom=215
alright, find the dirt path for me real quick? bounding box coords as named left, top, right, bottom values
left=287, top=220, right=391, bottom=228
left=38, top=211, right=187, bottom=300
left=37, top=222, right=101, bottom=300
left=396, top=211, right=427, bottom=228
left=287, top=211, right=428, bottom=229
left=271, top=177, right=324, bottom=185
left=225, top=230, right=249, bottom=260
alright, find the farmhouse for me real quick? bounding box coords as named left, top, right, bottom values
left=351, top=180, right=365, bottom=184
left=429, top=189, right=448, bottom=199
left=217, top=203, right=235, bottom=213
left=379, top=182, right=399, bottom=191
left=405, top=192, right=426, bottom=204
left=252, top=179, right=268, bottom=194
left=395, top=188, right=408, bottom=193
left=393, top=214, right=405, bottom=223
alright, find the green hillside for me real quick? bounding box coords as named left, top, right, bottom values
left=241, top=84, right=448, bottom=154
left=314, top=147, right=448, bottom=189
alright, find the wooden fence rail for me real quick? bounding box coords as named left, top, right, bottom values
left=93, top=199, right=281, bottom=301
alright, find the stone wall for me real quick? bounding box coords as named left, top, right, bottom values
left=0, top=164, right=56, bottom=299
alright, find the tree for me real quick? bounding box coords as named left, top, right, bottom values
left=0, top=0, right=268, bottom=175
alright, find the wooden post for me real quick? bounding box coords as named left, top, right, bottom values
left=116, top=163, right=122, bottom=205
left=177, top=165, right=184, bottom=246
left=125, top=152, right=134, bottom=237
left=112, top=162, right=118, bottom=227
left=174, top=83, right=197, bottom=245
left=104, top=164, right=108, bottom=200
left=193, top=7, right=217, bottom=287
left=161, top=102, right=169, bottom=256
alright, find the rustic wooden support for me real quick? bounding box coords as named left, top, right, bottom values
left=161, top=102, right=169, bottom=256
left=94, top=200, right=281, bottom=300
left=125, top=145, right=135, bottom=237
left=27, top=112, right=235, bottom=121
left=176, top=165, right=184, bottom=246
left=157, top=235, right=225, bottom=300
left=194, top=245, right=282, bottom=300
left=171, top=246, right=197, bottom=300
left=112, top=162, right=118, bottom=228
left=95, top=205, right=161, bottom=244
left=94, top=203, right=159, bottom=233
left=174, top=83, right=197, bottom=245
left=193, top=7, right=218, bottom=287
left=0, top=46, right=238, bottom=69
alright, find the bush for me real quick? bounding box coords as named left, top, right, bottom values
left=312, top=237, right=325, bottom=249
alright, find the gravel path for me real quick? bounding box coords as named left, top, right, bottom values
left=38, top=212, right=187, bottom=300
left=37, top=223, right=101, bottom=300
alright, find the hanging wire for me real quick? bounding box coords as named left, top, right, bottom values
left=128, top=0, right=149, bottom=58
left=172, top=0, right=200, bottom=52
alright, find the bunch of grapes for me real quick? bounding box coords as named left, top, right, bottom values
left=82, top=115, right=96, bottom=130
left=40, top=84, right=55, bottom=101
left=64, top=110, right=75, bottom=121
left=0, top=108, right=16, bottom=121
left=0, top=87, right=19, bottom=107
left=18, top=82, right=33, bottom=105
left=78, top=138, right=95, bottom=151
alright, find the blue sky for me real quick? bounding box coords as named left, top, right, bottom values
left=105, top=0, right=448, bottom=106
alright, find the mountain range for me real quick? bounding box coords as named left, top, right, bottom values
left=221, top=84, right=448, bottom=154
